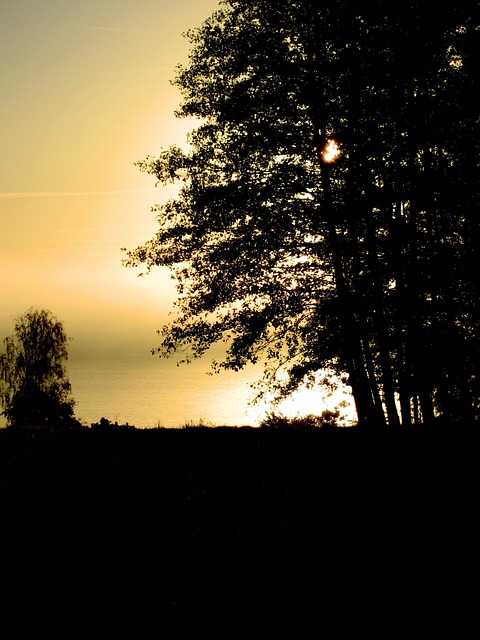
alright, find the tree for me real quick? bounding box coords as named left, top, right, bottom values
left=124, top=0, right=480, bottom=427
left=0, top=308, right=78, bottom=428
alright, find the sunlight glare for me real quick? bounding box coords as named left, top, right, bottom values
left=273, top=380, right=357, bottom=427
left=321, top=138, right=342, bottom=164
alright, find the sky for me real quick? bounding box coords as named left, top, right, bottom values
left=0, top=0, right=221, bottom=358
left=0, top=0, right=356, bottom=426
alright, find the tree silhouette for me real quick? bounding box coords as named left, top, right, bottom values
left=124, top=1, right=480, bottom=427
left=0, top=308, right=78, bottom=428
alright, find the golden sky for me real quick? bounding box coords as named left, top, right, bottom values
left=0, top=1, right=357, bottom=426
left=0, top=0, right=220, bottom=358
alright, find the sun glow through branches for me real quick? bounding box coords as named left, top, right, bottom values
left=321, top=138, right=342, bottom=164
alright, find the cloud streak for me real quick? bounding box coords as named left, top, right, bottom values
left=45, top=67, right=176, bottom=80
left=77, top=25, right=167, bottom=35
left=0, top=188, right=158, bottom=199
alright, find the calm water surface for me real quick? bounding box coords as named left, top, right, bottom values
left=0, top=354, right=354, bottom=428
left=67, top=355, right=270, bottom=428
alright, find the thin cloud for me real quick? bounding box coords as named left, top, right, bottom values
left=77, top=25, right=167, bottom=35
left=0, top=188, right=158, bottom=199
left=46, top=67, right=175, bottom=80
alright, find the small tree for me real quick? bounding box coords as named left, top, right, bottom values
left=0, top=308, right=78, bottom=428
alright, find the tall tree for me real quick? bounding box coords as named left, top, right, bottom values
left=124, top=0, right=480, bottom=427
left=0, top=308, right=78, bottom=428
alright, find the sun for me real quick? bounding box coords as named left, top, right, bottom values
left=321, top=138, right=342, bottom=164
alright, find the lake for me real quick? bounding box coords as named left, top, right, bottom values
left=0, top=352, right=355, bottom=428
left=67, top=354, right=269, bottom=428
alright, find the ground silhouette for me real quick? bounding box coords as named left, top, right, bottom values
left=0, top=421, right=477, bottom=616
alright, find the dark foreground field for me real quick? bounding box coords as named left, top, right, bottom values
left=1, top=423, right=478, bottom=623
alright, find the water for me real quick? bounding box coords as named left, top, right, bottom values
left=67, top=355, right=270, bottom=428
left=0, top=353, right=355, bottom=429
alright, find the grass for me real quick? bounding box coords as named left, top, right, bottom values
left=0, top=418, right=478, bottom=612
left=2, top=418, right=478, bottom=540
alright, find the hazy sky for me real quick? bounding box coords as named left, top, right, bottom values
left=0, top=0, right=221, bottom=358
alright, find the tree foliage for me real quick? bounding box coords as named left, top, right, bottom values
left=0, top=308, right=78, bottom=428
left=124, top=0, right=480, bottom=427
